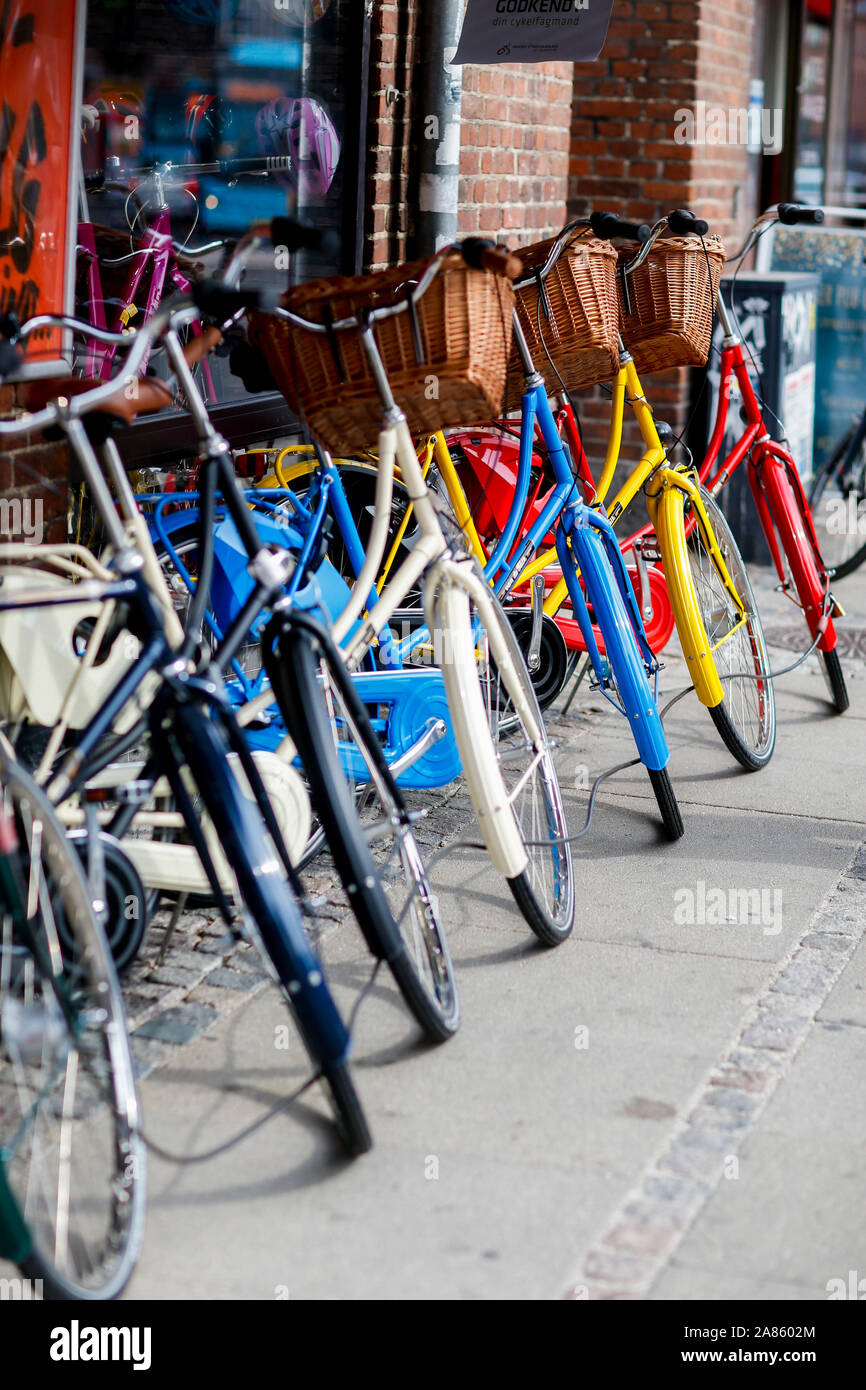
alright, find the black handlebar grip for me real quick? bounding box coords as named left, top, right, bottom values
left=668, top=208, right=709, bottom=237
left=777, top=203, right=824, bottom=226
left=460, top=237, right=523, bottom=278
left=590, top=211, right=651, bottom=243
left=191, top=280, right=281, bottom=319
left=219, top=155, right=293, bottom=177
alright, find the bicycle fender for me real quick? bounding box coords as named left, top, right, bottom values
left=655, top=484, right=725, bottom=708
left=566, top=523, right=670, bottom=771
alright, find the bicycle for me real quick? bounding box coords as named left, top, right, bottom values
left=0, top=272, right=375, bottom=1153
left=249, top=236, right=577, bottom=944
left=0, top=749, right=145, bottom=1298
left=3, top=247, right=461, bottom=1045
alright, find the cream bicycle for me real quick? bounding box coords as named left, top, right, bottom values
left=250, top=236, right=575, bottom=945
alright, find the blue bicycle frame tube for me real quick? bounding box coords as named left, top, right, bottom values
left=555, top=504, right=669, bottom=772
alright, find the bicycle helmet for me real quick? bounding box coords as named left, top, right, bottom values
left=288, top=98, right=340, bottom=198
left=255, top=96, right=339, bottom=197
left=255, top=98, right=297, bottom=190
left=185, top=93, right=234, bottom=149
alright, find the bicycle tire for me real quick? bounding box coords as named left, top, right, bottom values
left=685, top=488, right=776, bottom=770
left=769, top=461, right=850, bottom=717
left=320, top=1062, right=373, bottom=1158
left=165, top=699, right=372, bottom=1155
left=0, top=755, right=145, bottom=1300
left=436, top=575, right=575, bottom=946
left=818, top=647, right=850, bottom=715
left=808, top=424, right=866, bottom=580
left=648, top=767, right=684, bottom=841
left=263, top=617, right=459, bottom=1043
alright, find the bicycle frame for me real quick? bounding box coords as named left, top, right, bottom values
left=698, top=294, right=838, bottom=653
left=78, top=205, right=215, bottom=395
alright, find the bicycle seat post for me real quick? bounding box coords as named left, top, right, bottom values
left=511, top=312, right=545, bottom=392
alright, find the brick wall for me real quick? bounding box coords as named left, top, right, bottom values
left=366, top=1, right=416, bottom=271
left=458, top=62, right=573, bottom=246
left=567, top=0, right=762, bottom=476
left=365, top=4, right=573, bottom=269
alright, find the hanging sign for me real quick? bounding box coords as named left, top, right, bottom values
left=0, top=0, right=85, bottom=378
left=453, top=0, right=614, bottom=65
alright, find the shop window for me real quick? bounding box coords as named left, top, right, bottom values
left=79, top=0, right=366, bottom=419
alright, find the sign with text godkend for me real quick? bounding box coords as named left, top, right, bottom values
left=453, top=0, right=614, bottom=64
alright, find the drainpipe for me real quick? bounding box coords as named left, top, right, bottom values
left=414, top=0, right=464, bottom=256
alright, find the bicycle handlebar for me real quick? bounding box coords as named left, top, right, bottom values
left=724, top=202, right=825, bottom=266
left=461, top=237, right=524, bottom=279
left=777, top=203, right=824, bottom=226
left=667, top=208, right=709, bottom=237
left=84, top=155, right=295, bottom=192
left=274, top=237, right=522, bottom=337
left=0, top=302, right=190, bottom=433
left=191, top=280, right=282, bottom=319
left=590, top=211, right=651, bottom=243
left=524, top=207, right=702, bottom=290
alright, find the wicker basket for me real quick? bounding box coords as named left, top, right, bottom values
left=616, top=233, right=726, bottom=375
left=248, top=252, right=515, bottom=454
left=504, top=232, right=619, bottom=409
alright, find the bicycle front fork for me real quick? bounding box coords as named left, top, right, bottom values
left=555, top=500, right=670, bottom=773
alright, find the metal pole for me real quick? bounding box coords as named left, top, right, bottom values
left=414, top=0, right=464, bottom=256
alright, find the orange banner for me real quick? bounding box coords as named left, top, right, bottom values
left=0, top=0, right=81, bottom=371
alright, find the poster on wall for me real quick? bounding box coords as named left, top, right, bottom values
left=0, top=0, right=85, bottom=378
left=453, top=0, right=614, bottom=65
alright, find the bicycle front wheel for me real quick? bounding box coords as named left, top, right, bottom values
left=685, top=488, right=776, bottom=770
left=0, top=755, right=145, bottom=1300
left=166, top=701, right=372, bottom=1155
left=436, top=575, right=575, bottom=946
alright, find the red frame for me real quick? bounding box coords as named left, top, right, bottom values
left=699, top=342, right=836, bottom=653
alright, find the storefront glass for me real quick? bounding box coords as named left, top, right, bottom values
left=79, top=0, right=363, bottom=413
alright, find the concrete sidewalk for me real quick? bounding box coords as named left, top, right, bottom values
left=113, top=562, right=866, bottom=1301
left=5, top=563, right=863, bottom=1302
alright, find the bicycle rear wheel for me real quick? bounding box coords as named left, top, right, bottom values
left=0, top=755, right=145, bottom=1300
left=767, top=462, right=850, bottom=716
left=437, top=576, right=574, bottom=946
left=264, top=618, right=459, bottom=1043
left=808, top=423, right=866, bottom=580
left=685, top=488, right=776, bottom=770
